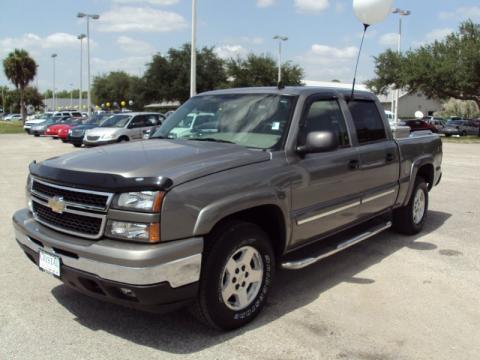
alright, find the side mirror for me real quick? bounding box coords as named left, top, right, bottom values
left=297, top=131, right=339, bottom=155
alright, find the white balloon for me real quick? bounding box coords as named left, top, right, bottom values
left=353, top=0, right=394, bottom=25
left=415, top=111, right=424, bottom=119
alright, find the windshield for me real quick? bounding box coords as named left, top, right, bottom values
left=100, top=114, right=132, bottom=128
left=152, top=94, right=296, bottom=149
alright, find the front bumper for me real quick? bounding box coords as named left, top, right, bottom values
left=83, top=139, right=117, bottom=146
left=13, top=209, right=203, bottom=311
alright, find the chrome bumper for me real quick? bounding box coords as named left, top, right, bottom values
left=13, top=209, right=203, bottom=288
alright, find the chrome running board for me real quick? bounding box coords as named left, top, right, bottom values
left=281, top=221, right=392, bottom=270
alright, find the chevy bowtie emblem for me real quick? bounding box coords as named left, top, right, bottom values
left=48, top=196, right=66, bottom=214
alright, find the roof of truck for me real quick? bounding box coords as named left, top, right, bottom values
left=199, top=86, right=377, bottom=100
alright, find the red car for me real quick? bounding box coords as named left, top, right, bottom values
left=45, top=118, right=82, bottom=139
left=401, top=119, right=438, bottom=133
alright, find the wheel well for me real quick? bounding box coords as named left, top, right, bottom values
left=209, top=205, right=287, bottom=257
left=417, top=164, right=434, bottom=190
left=118, top=135, right=129, bottom=141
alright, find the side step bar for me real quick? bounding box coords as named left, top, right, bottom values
left=281, top=221, right=392, bottom=270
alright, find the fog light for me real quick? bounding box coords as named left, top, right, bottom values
left=119, top=288, right=136, bottom=298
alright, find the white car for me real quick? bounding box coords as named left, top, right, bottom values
left=169, top=112, right=217, bottom=139
left=83, top=112, right=164, bottom=146
left=3, top=113, right=22, bottom=121
left=23, top=113, right=56, bottom=132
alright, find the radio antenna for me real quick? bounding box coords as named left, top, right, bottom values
left=350, top=23, right=370, bottom=100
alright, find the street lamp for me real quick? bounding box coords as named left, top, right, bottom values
left=273, top=35, right=288, bottom=85
left=190, top=0, right=197, bottom=98
left=392, top=8, right=411, bottom=124
left=77, top=12, right=100, bottom=117
left=51, top=54, right=57, bottom=111
left=77, top=34, right=86, bottom=111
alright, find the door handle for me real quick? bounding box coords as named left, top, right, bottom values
left=349, top=159, right=359, bottom=170
left=386, top=153, right=394, bottom=162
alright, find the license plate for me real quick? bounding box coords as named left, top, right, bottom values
left=39, top=250, right=61, bottom=277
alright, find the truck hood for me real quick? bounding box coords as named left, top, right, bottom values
left=30, top=140, right=271, bottom=191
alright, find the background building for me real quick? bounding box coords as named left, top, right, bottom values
left=377, top=90, right=443, bottom=118
left=43, top=98, right=89, bottom=111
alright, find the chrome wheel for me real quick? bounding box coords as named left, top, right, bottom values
left=221, top=245, right=264, bottom=311
left=412, top=188, right=426, bottom=224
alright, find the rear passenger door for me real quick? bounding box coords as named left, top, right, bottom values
left=347, top=100, right=399, bottom=218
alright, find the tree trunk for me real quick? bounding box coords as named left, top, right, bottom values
left=20, top=88, right=26, bottom=124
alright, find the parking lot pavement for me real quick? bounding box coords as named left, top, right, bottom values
left=1, top=134, right=479, bottom=360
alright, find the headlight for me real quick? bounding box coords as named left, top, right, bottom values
left=26, top=174, right=33, bottom=193
left=106, top=221, right=160, bottom=243
left=113, top=191, right=164, bottom=212
left=102, top=133, right=116, bottom=140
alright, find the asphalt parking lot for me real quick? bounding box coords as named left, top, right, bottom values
left=1, top=134, right=479, bottom=360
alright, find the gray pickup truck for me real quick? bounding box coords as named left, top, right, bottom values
left=13, top=87, right=442, bottom=330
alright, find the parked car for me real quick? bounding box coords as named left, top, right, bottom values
left=167, top=112, right=217, bottom=139
left=400, top=119, right=438, bottom=133
left=14, top=86, right=442, bottom=330
left=24, top=113, right=56, bottom=133
left=443, top=119, right=478, bottom=136
left=57, top=119, right=85, bottom=142
left=44, top=117, right=80, bottom=138
left=423, top=116, right=446, bottom=132
left=67, top=114, right=112, bottom=147
left=3, top=113, right=21, bottom=121
left=30, top=119, right=59, bottom=137
left=83, top=112, right=164, bottom=146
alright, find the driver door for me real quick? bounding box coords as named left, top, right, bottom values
left=291, top=97, right=362, bottom=247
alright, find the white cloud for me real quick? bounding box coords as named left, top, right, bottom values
left=112, top=0, right=179, bottom=4
left=439, top=6, right=480, bottom=20
left=297, top=43, right=357, bottom=80
left=117, top=36, right=155, bottom=54
left=92, top=56, right=151, bottom=76
left=412, top=28, right=453, bottom=48
left=214, top=45, right=248, bottom=59
left=98, top=7, right=187, bottom=32
left=294, top=0, right=329, bottom=13
left=425, top=28, right=453, bottom=42
left=256, top=0, right=275, bottom=7
left=379, top=33, right=398, bottom=47
left=0, top=32, right=88, bottom=58
left=222, top=36, right=264, bottom=45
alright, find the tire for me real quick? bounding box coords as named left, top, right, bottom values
left=393, top=177, right=428, bottom=235
left=34, top=133, right=40, bottom=137
left=73, top=143, right=81, bottom=148
left=192, top=221, right=275, bottom=330
left=461, top=131, right=467, bottom=137
left=445, top=134, right=452, bottom=137
left=117, top=136, right=129, bottom=142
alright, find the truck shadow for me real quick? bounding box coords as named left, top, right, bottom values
left=51, top=210, right=451, bottom=354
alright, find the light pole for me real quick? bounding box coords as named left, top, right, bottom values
left=77, top=12, right=100, bottom=117
left=190, top=0, right=197, bottom=98
left=392, top=8, right=411, bottom=124
left=51, top=54, right=57, bottom=111
left=273, top=35, right=288, bottom=84
left=69, top=83, right=74, bottom=108
left=78, top=33, right=86, bottom=111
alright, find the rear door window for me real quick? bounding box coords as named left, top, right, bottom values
left=348, top=101, right=386, bottom=144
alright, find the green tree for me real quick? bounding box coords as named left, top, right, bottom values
left=3, top=49, right=38, bottom=121
left=226, top=54, right=304, bottom=88
left=8, top=87, right=44, bottom=112
left=367, top=21, right=480, bottom=108
left=92, top=71, right=143, bottom=110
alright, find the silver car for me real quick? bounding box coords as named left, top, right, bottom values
left=83, top=112, right=164, bottom=146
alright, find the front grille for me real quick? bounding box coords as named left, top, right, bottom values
left=32, top=180, right=109, bottom=209
left=71, top=129, right=85, bottom=137
left=33, top=201, right=102, bottom=236
left=86, top=135, right=99, bottom=141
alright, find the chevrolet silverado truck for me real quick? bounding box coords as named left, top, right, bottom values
left=13, top=87, right=442, bottom=330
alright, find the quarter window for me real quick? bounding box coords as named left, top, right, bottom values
left=348, top=101, right=386, bottom=144
left=299, top=99, right=350, bottom=148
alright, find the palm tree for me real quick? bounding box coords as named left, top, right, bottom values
left=3, top=49, right=37, bottom=122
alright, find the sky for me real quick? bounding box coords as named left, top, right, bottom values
left=0, top=0, right=479, bottom=93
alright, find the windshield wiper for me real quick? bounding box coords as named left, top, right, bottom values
left=187, top=137, right=235, bottom=144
